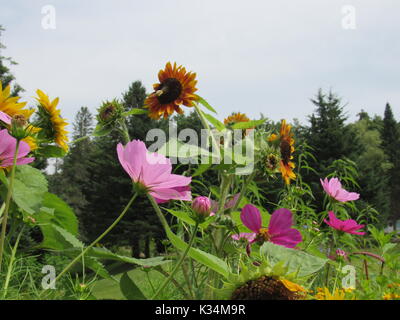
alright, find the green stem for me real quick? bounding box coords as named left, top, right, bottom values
left=47, top=192, right=138, bottom=288
left=154, top=266, right=191, bottom=300
left=3, top=226, right=24, bottom=297
left=0, top=140, right=20, bottom=272
left=217, top=174, right=232, bottom=215
left=119, top=119, right=131, bottom=145
left=231, top=171, right=256, bottom=212
left=151, top=221, right=199, bottom=300
left=193, top=102, right=221, bottom=159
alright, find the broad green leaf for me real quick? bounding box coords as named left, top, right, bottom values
left=120, top=273, right=147, bottom=300
left=165, top=209, right=214, bottom=229
left=122, top=108, right=148, bottom=117
left=203, top=113, right=225, bottom=131
left=37, top=193, right=79, bottom=249
left=230, top=119, right=266, bottom=129
left=86, top=247, right=171, bottom=267
left=195, top=95, right=217, bottom=114
left=192, top=163, right=212, bottom=177
left=164, top=223, right=231, bottom=279
left=93, top=123, right=113, bottom=137
left=260, top=242, right=328, bottom=277
left=39, top=145, right=67, bottom=158
left=157, top=137, right=218, bottom=160
left=11, top=165, right=48, bottom=214
left=50, top=225, right=111, bottom=279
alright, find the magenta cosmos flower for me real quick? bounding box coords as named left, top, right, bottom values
left=324, top=211, right=365, bottom=235
left=0, top=111, right=11, bottom=125
left=117, top=139, right=191, bottom=203
left=320, top=177, right=359, bottom=202
left=0, top=129, right=34, bottom=168
left=232, top=204, right=302, bottom=248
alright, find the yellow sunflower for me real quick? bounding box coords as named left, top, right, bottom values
left=269, top=119, right=296, bottom=185
left=224, top=112, right=250, bottom=126
left=0, top=81, right=34, bottom=119
left=35, top=89, right=69, bottom=152
left=315, top=287, right=347, bottom=300
left=145, top=62, right=198, bottom=119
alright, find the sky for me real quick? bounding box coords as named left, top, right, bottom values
left=1, top=0, right=399, bottom=132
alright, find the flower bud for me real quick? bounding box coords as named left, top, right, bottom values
left=192, top=196, right=212, bottom=217
left=11, top=115, right=30, bottom=140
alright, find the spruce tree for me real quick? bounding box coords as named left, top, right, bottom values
left=381, top=103, right=400, bottom=228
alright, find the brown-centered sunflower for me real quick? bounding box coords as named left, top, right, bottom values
left=35, top=89, right=69, bottom=152
left=269, top=119, right=296, bottom=185
left=145, top=62, right=198, bottom=119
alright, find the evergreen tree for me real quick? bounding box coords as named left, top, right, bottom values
left=49, top=107, right=94, bottom=222
left=381, top=103, right=400, bottom=228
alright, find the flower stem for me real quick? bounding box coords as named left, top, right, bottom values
left=151, top=223, right=198, bottom=299
left=45, top=192, right=138, bottom=289
left=231, top=171, right=256, bottom=212
left=193, top=102, right=221, bottom=159
left=0, top=140, right=20, bottom=272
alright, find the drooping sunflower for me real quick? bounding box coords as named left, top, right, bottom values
left=0, top=81, right=34, bottom=119
left=269, top=119, right=296, bottom=185
left=145, top=62, right=198, bottom=119
left=314, top=287, right=350, bottom=300
left=35, top=89, right=69, bottom=152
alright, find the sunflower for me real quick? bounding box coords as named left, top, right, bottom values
left=269, top=119, right=296, bottom=185
left=224, top=112, right=250, bottom=126
left=314, top=287, right=348, bottom=300
left=35, top=89, right=69, bottom=152
left=0, top=81, right=34, bottom=119
left=145, top=62, right=198, bottom=119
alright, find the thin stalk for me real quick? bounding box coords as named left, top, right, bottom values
left=151, top=221, right=199, bottom=300
left=119, top=119, right=131, bottom=145
left=46, top=192, right=138, bottom=288
left=193, top=102, right=221, bottom=159
left=0, top=140, right=20, bottom=272
left=154, top=266, right=190, bottom=300
left=231, top=171, right=256, bottom=212
left=2, top=226, right=24, bottom=297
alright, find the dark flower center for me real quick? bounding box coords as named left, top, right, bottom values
left=100, top=105, right=115, bottom=121
left=280, top=140, right=291, bottom=165
left=231, top=276, right=298, bottom=300
left=156, top=78, right=183, bottom=104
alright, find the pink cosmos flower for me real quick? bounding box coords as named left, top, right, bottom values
left=0, top=129, right=34, bottom=168
left=232, top=204, right=302, bottom=249
left=117, top=139, right=191, bottom=203
left=320, top=177, right=359, bottom=202
left=0, top=111, right=11, bottom=125
left=324, top=211, right=365, bottom=235
left=192, top=196, right=214, bottom=217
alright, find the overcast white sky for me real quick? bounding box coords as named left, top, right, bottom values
left=1, top=0, right=399, bottom=131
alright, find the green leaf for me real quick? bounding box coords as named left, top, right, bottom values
left=122, top=108, right=148, bottom=117
left=120, top=273, right=147, bottom=300
left=39, top=145, right=67, bottom=158
left=230, top=119, right=266, bottom=129
left=165, top=209, right=214, bottom=229
left=37, top=193, right=78, bottom=249
left=10, top=165, right=48, bottom=214
left=163, top=222, right=231, bottom=279
left=93, top=123, right=113, bottom=137
left=49, top=225, right=112, bottom=279
left=192, top=163, right=212, bottom=177
left=195, top=95, right=217, bottom=114
left=260, top=242, right=328, bottom=277
left=157, top=137, right=218, bottom=160
left=86, top=247, right=171, bottom=267
left=203, top=113, right=225, bottom=131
